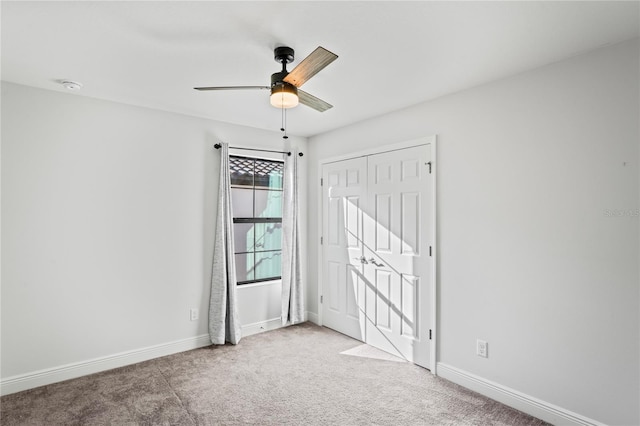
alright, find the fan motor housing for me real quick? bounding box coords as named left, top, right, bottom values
left=271, top=73, right=297, bottom=95
left=271, top=71, right=289, bottom=87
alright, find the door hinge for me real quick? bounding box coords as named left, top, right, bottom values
left=321, top=178, right=323, bottom=186
left=427, top=161, right=432, bottom=174
left=429, top=246, right=432, bottom=256
left=429, top=329, right=432, bottom=340
left=320, top=295, right=323, bottom=304
left=320, top=236, right=323, bottom=245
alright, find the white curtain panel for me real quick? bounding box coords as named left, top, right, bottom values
left=209, top=142, right=242, bottom=345
left=282, top=150, right=304, bottom=325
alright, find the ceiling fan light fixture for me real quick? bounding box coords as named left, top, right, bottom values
left=270, top=83, right=299, bottom=109
left=195, top=45, right=337, bottom=112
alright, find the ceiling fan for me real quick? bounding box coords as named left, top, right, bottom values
left=194, top=46, right=338, bottom=112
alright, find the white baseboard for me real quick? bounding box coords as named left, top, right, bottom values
left=241, top=313, right=322, bottom=336
left=306, top=311, right=319, bottom=325
left=241, top=317, right=283, bottom=337
left=436, top=363, right=606, bottom=426
left=1, top=334, right=212, bottom=396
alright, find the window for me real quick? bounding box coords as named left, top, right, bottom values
left=230, top=155, right=283, bottom=284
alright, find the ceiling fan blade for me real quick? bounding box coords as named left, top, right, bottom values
left=283, top=46, right=338, bottom=88
left=298, top=90, right=333, bottom=112
left=194, top=86, right=270, bottom=91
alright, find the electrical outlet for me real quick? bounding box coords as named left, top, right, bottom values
left=477, top=339, right=488, bottom=358
left=190, top=308, right=199, bottom=321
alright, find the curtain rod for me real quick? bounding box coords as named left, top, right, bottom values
left=214, top=143, right=303, bottom=157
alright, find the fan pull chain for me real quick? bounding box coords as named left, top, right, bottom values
left=280, top=100, right=288, bottom=140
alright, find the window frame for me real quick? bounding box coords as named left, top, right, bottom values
left=229, top=155, right=284, bottom=286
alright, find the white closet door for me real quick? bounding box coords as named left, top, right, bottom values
left=321, top=157, right=368, bottom=340
left=363, top=145, right=431, bottom=367
left=322, top=144, right=432, bottom=368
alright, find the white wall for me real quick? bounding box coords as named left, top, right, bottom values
left=307, top=39, right=639, bottom=425
left=0, top=82, right=306, bottom=386
left=2, top=37, right=637, bottom=425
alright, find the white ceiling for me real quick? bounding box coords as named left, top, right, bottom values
left=2, top=1, right=638, bottom=137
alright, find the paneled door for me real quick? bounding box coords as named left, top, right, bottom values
left=322, top=144, right=432, bottom=368
left=362, top=146, right=431, bottom=367
left=321, top=156, right=368, bottom=341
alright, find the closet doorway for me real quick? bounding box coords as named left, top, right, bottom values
left=320, top=138, right=436, bottom=370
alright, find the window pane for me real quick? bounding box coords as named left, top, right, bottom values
left=235, top=253, right=254, bottom=283
left=230, top=171, right=254, bottom=187
left=233, top=223, right=255, bottom=252
left=231, top=188, right=254, bottom=218
left=230, top=157, right=254, bottom=186
left=255, top=190, right=282, bottom=218
left=254, top=159, right=283, bottom=189
left=255, top=251, right=282, bottom=280
left=254, top=222, right=282, bottom=251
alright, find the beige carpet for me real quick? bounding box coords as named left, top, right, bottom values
left=1, top=322, right=548, bottom=425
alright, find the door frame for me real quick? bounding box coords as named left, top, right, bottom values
left=317, top=135, right=438, bottom=374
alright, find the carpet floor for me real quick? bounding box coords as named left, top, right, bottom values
left=1, top=322, right=549, bottom=425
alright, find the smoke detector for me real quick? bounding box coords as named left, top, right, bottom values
left=61, top=80, right=83, bottom=91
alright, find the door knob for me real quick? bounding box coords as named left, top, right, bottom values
left=368, top=258, right=385, bottom=267
left=353, top=256, right=368, bottom=264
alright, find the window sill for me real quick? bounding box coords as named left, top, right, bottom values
left=236, top=279, right=282, bottom=289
